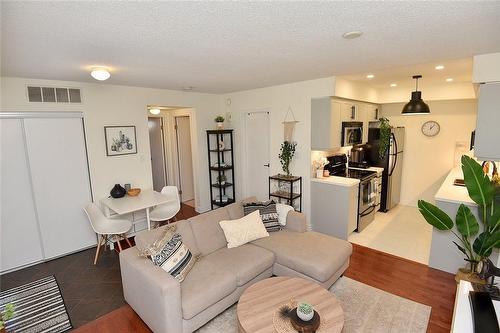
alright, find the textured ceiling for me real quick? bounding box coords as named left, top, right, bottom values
left=2, top=2, right=500, bottom=93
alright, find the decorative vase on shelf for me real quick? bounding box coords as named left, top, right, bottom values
left=296, top=302, right=314, bottom=322
left=216, top=122, right=224, bottom=130
left=110, top=184, right=126, bottom=198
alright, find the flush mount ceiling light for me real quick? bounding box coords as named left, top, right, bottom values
left=446, top=78, right=454, bottom=82
left=90, top=67, right=110, bottom=81
left=366, top=74, right=375, bottom=79
left=183, top=86, right=194, bottom=91
left=390, top=83, right=397, bottom=87
left=401, top=75, right=430, bottom=115
left=342, top=31, right=363, bottom=39
left=149, top=108, right=161, bottom=115
left=435, top=65, right=445, bottom=70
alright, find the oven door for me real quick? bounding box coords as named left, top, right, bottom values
left=344, top=127, right=363, bottom=146
left=358, top=177, right=376, bottom=231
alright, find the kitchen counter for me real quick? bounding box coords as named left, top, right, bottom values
left=434, top=167, right=475, bottom=206
left=310, top=175, right=359, bottom=187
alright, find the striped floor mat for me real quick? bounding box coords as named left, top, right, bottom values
left=0, top=275, right=72, bottom=333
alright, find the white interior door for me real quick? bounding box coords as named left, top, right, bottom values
left=148, top=117, right=167, bottom=192
left=23, top=117, right=96, bottom=259
left=1, top=119, right=44, bottom=272
left=175, top=116, right=194, bottom=202
left=245, top=111, right=270, bottom=201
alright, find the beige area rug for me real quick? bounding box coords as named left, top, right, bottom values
left=196, top=277, right=431, bottom=333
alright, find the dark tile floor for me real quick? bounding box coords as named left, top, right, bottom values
left=0, top=246, right=124, bottom=328
left=0, top=203, right=198, bottom=328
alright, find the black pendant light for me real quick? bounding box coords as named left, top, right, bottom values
left=402, top=75, right=430, bottom=115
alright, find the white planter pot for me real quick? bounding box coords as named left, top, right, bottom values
left=216, top=122, right=224, bottom=130
left=297, top=303, right=314, bottom=321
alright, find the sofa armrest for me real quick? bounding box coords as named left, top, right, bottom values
left=285, top=211, right=307, bottom=233
left=120, top=247, right=183, bottom=333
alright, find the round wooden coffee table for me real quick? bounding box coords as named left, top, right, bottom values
left=237, top=276, right=344, bottom=333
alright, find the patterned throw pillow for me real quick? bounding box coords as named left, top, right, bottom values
left=150, top=232, right=196, bottom=282
left=243, top=200, right=281, bottom=232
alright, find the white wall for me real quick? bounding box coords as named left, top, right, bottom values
left=1, top=77, right=220, bottom=212
left=220, top=77, right=335, bottom=221
left=381, top=99, right=477, bottom=206
left=377, top=82, right=476, bottom=104
left=334, top=78, right=379, bottom=103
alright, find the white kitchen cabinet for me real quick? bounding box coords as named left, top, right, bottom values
left=0, top=113, right=96, bottom=272
left=475, top=82, right=500, bottom=161
left=362, top=104, right=379, bottom=143
left=340, top=101, right=362, bottom=122
left=311, top=97, right=341, bottom=150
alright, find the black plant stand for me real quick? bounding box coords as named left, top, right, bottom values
left=207, top=130, right=235, bottom=209
left=269, top=175, right=302, bottom=212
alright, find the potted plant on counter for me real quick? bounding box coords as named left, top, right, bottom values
left=214, top=115, right=225, bottom=130
left=1, top=303, right=15, bottom=333
left=418, top=155, right=500, bottom=282
left=378, top=117, right=392, bottom=159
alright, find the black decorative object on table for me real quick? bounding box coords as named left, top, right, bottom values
left=473, top=258, right=500, bottom=301
left=207, top=130, right=235, bottom=210
left=110, top=184, right=126, bottom=198
left=469, top=291, right=500, bottom=333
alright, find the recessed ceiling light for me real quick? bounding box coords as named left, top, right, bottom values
left=149, top=108, right=161, bottom=115
left=435, top=65, right=445, bottom=70
left=90, top=67, right=110, bottom=81
left=342, top=31, right=363, bottom=39
left=390, top=83, right=397, bottom=87
left=366, top=74, right=375, bottom=79
left=446, top=78, right=454, bottom=82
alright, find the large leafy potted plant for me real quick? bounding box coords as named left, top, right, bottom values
left=418, top=155, right=500, bottom=277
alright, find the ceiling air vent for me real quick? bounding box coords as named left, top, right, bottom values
left=27, top=86, right=82, bottom=103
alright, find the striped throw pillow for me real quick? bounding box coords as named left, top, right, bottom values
left=243, top=200, right=281, bottom=232
left=150, top=233, right=196, bottom=282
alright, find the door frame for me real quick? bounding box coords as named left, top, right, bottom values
left=241, top=108, right=271, bottom=199
left=148, top=116, right=168, bottom=191
left=167, top=109, right=199, bottom=206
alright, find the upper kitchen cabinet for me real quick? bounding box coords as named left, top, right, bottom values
left=362, top=104, right=379, bottom=143
left=475, top=82, right=500, bottom=161
left=340, top=101, right=362, bottom=122
left=311, top=97, right=341, bottom=150
left=473, top=53, right=500, bottom=161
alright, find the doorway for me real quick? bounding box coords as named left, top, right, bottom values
left=244, top=110, right=270, bottom=201
left=175, top=116, right=195, bottom=205
left=148, top=117, right=167, bottom=192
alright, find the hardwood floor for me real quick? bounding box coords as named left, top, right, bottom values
left=74, top=243, right=457, bottom=333
left=345, top=244, right=456, bottom=333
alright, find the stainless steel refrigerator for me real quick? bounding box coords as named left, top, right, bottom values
left=366, top=126, right=405, bottom=212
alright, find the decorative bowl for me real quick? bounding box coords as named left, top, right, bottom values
left=127, top=188, right=141, bottom=196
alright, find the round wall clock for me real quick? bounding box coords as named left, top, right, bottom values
left=421, top=120, right=440, bottom=137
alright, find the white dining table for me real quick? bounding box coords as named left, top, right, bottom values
left=100, top=189, right=174, bottom=230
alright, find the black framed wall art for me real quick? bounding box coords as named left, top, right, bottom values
left=104, top=126, right=137, bottom=156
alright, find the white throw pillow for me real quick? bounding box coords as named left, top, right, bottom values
left=276, top=203, right=294, bottom=226
left=219, top=210, right=269, bottom=248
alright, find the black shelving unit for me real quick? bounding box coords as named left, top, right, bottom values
left=207, top=130, right=235, bottom=209
left=269, top=175, right=302, bottom=212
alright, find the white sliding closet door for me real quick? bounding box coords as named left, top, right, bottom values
left=23, top=118, right=96, bottom=259
left=1, top=119, right=44, bottom=271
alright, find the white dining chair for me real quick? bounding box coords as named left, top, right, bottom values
left=83, top=203, right=133, bottom=264
left=149, top=186, right=181, bottom=224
